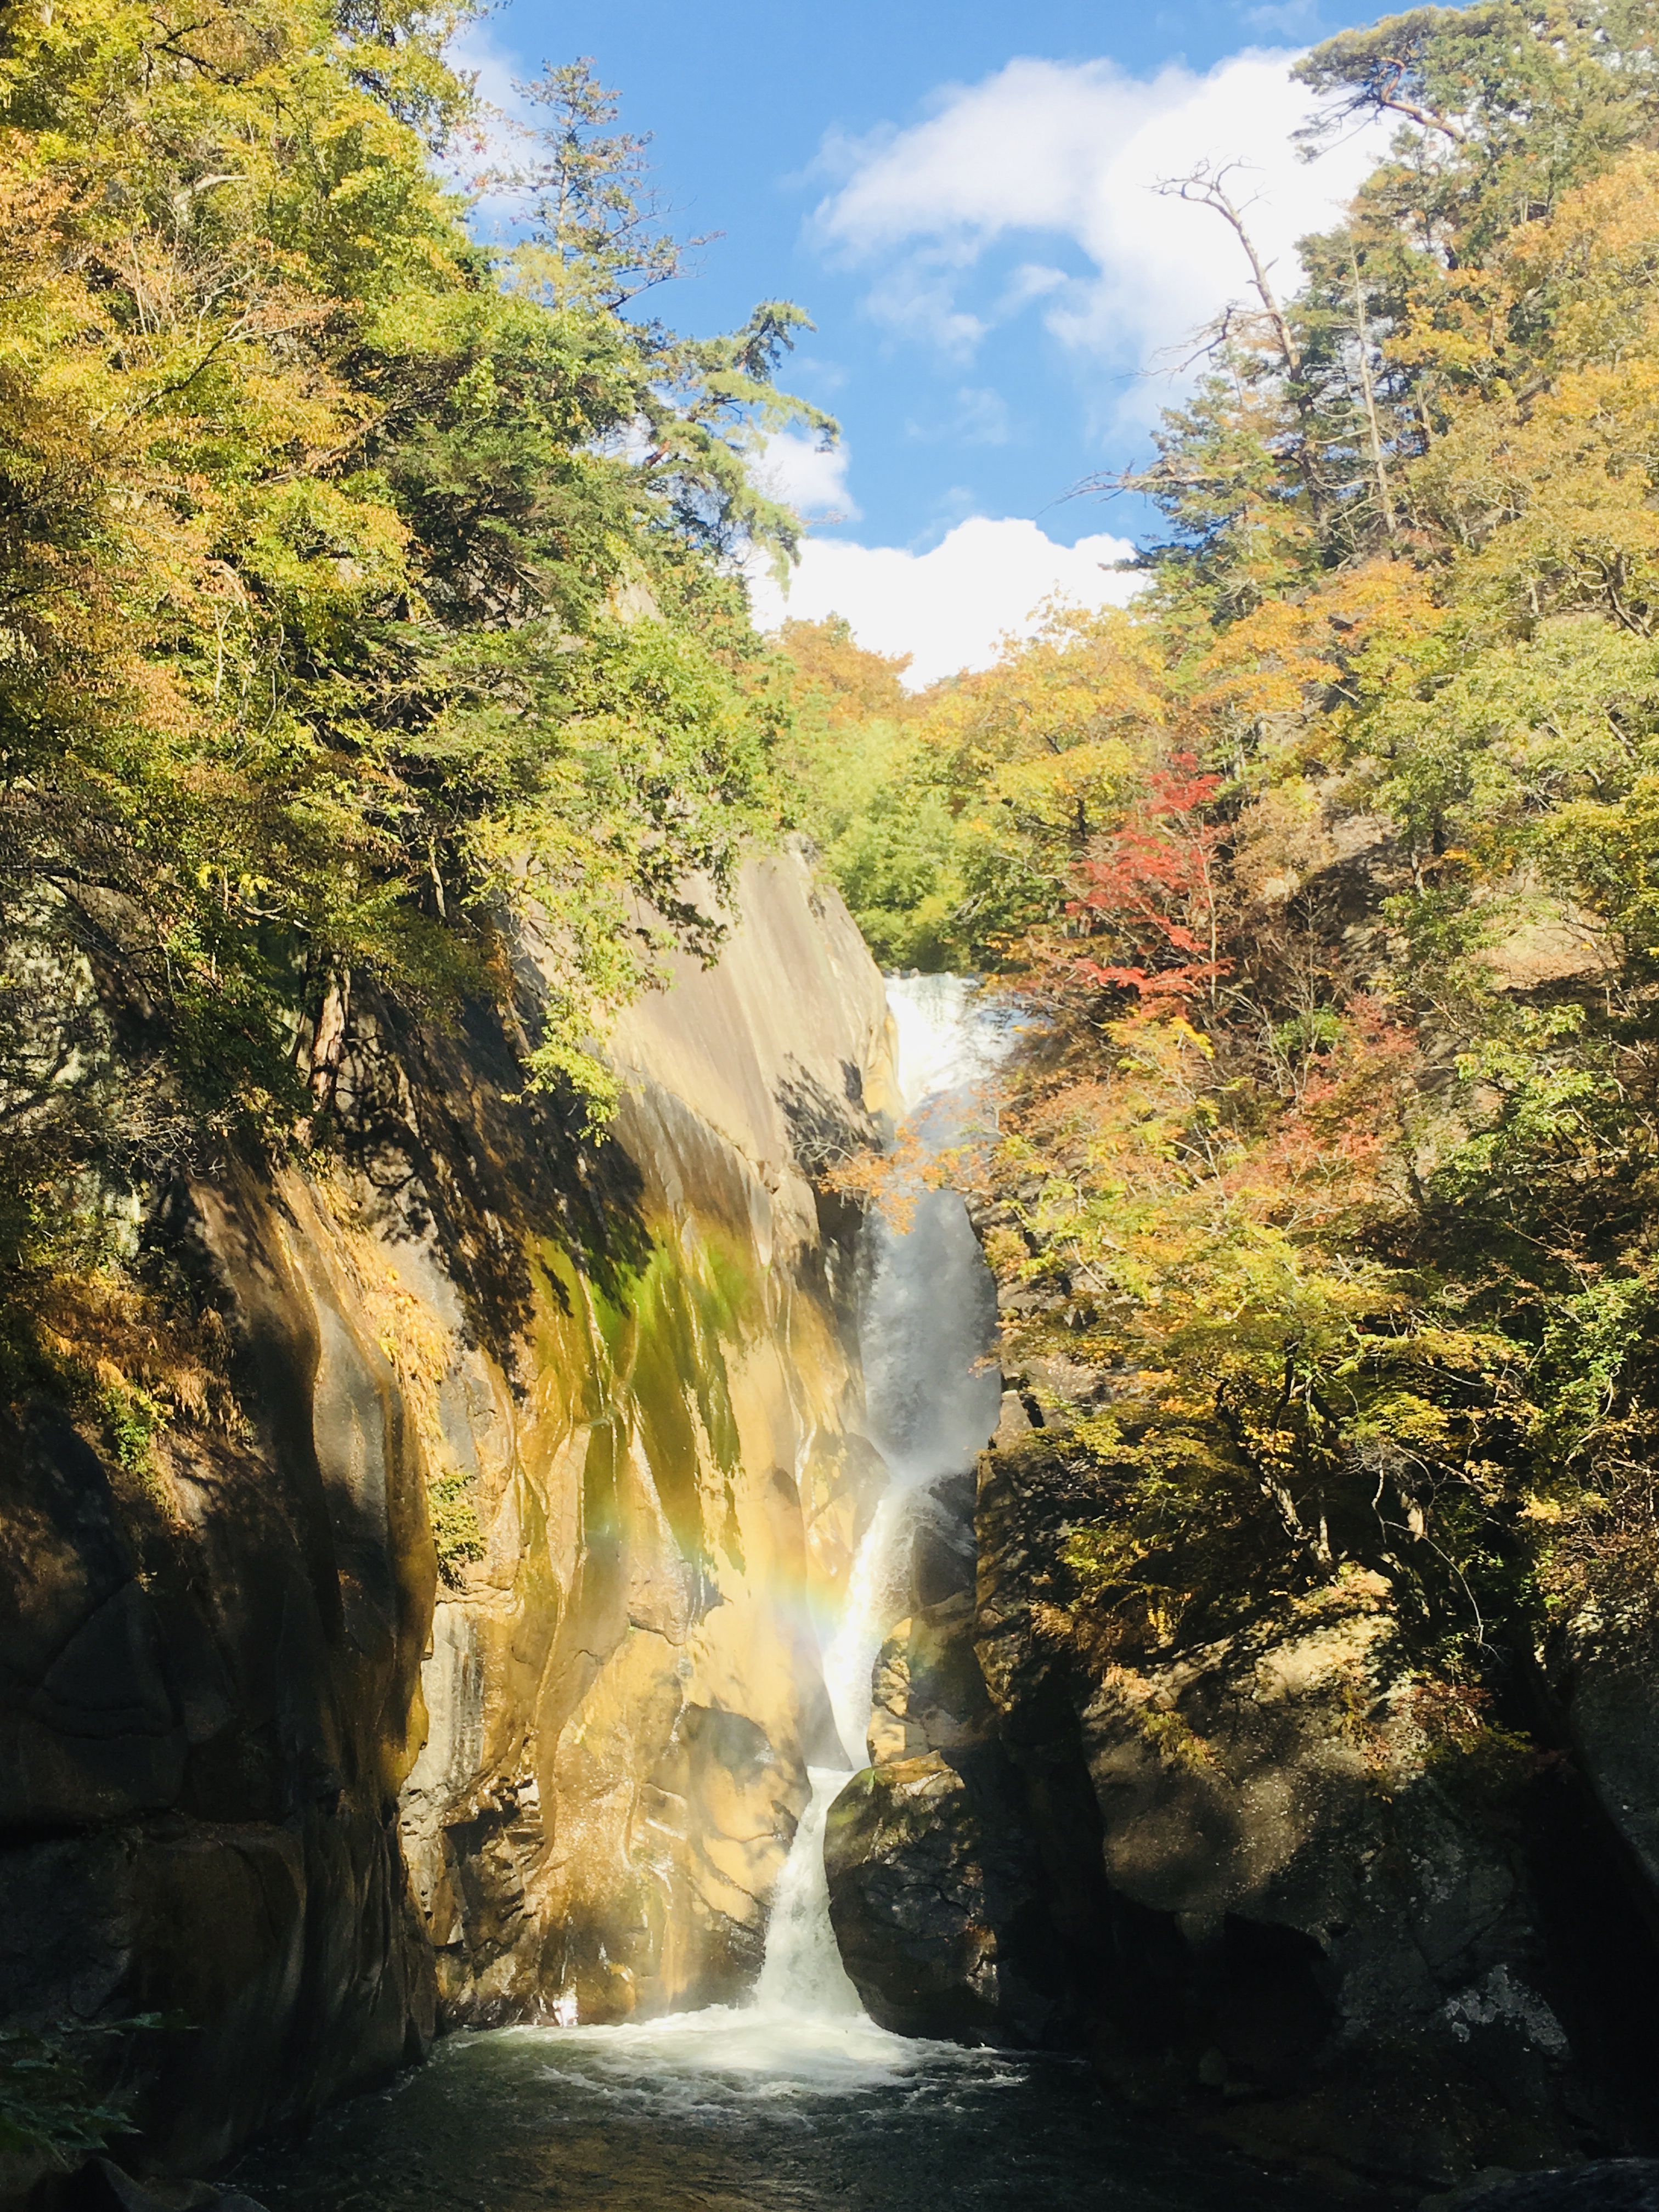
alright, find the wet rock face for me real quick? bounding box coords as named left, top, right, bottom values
left=1, top=851, right=894, bottom=2181
left=823, top=1588, right=1068, bottom=2043
left=393, top=853, right=896, bottom=2028
left=824, top=1743, right=1056, bottom=2042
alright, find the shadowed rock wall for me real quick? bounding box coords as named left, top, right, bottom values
left=0, top=847, right=894, bottom=2190
left=825, top=1424, right=1659, bottom=2199
left=0, top=1170, right=441, bottom=2186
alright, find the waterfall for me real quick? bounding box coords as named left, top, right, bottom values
left=886, top=972, right=994, bottom=1114
left=752, top=1767, right=862, bottom=2013
left=755, top=973, right=1005, bottom=2016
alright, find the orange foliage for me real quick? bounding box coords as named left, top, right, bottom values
left=777, top=616, right=913, bottom=725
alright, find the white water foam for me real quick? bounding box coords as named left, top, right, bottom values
left=888, top=972, right=995, bottom=1113
left=752, top=974, right=1009, bottom=2031
left=523, top=2006, right=964, bottom=2103
left=753, top=1767, right=862, bottom=2016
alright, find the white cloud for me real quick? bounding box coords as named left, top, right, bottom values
left=751, top=431, right=861, bottom=520
left=1246, top=0, right=1324, bottom=34
left=438, top=21, right=535, bottom=234
left=861, top=253, right=989, bottom=358
left=811, top=50, right=1391, bottom=399
left=748, top=517, right=1139, bottom=689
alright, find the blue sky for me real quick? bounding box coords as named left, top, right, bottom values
left=458, top=0, right=1400, bottom=680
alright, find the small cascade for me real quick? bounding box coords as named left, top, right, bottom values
left=754, top=973, right=1005, bottom=2018
left=886, top=972, right=994, bottom=1113
left=752, top=1766, right=861, bottom=2014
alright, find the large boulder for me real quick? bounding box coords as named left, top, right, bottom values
left=823, top=1744, right=1057, bottom=2041
left=822, top=1431, right=1646, bottom=2196
left=822, top=1587, right=1090, bottom=2045
left=1072, top=1607, right=1580, bottom=2186
left=975, top=1441, right=1615, bottom=2194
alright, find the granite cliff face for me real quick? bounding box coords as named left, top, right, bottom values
left=0, top=848, right=894, bottom=2191
left=398, top=852, right=896, bottom=2025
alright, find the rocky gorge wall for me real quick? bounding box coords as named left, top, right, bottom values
left=19, top=872, right=1659, bottom=2212
left=398, top=851, right=896, bottom=2026
left=0, top=847, right=895, bottom=2195
left=825, top=1387, right=1659, bottom=2202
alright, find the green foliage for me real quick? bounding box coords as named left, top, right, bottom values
left=0, top=2, right=834, bottom=1305
left=428, top=1470, right=484, bottom=1582
left=769, top=616, right=974, bottom=967
left=783, top=602, right=1160, bottom=970
left=827, top=786, right=972, bottom=970
left=1136, top=1708, right=1216, bottom=1773
left=508, top=59, right=689, bottom=311
left=0, top=2018, right=162, bottom=2159
left=1293, top=2, right=1659, bottom=262
left=818, top=3, right=1659, bottom=1680
left=97, top=1384, right=165, bottom=1478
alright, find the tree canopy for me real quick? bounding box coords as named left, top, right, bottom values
left=0, top=0, right=831, bottom=1313
left=791, top=0, right=1659, bottom=1678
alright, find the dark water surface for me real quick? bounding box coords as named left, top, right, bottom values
left=233, top=2009, right=1336, bottom=2212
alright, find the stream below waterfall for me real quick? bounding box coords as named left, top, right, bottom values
left=233, top=979, right=1336, bottom=2212
left=229, top=2011, right=1332, bottom=2211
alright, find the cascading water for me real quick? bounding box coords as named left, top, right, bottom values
left=235, top=971, right=1325, bottom=2212
left=751, top=1765, right=862, bottom=2015
left=754, top=972, right=1005, bottom=2016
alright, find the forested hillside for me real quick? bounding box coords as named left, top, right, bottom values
left=15, top=0, right=1659, bottom=1852
left=0, top=0, right=826, bottom=1404
left=18, top=0, right=1659, bottom=2189
left=788, top=0, right=1659, bottom=1700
